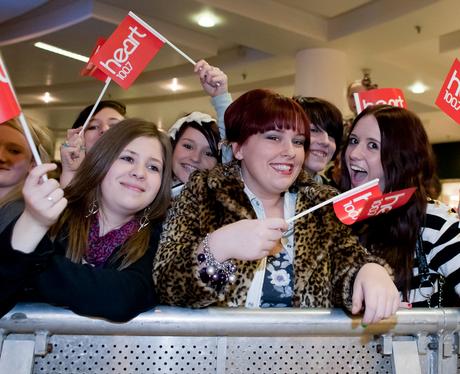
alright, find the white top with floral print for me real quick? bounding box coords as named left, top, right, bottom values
left=243, top=184, right=296, bottom=308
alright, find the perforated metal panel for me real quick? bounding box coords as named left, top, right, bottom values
left=2, top=304, right=457, bottom=374
left=31, top=335, right=399, bottom=373
left=33, top=336, right=217, bottom=373
left=226, top=337, right=393, bottom=374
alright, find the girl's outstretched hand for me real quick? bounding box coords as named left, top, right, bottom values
left=12, top=163, right=67, bottom=253
left=352, top=263, right=402, bottom=324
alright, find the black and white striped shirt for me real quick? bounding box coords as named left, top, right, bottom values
left=409, top=200, right=460, bottom=307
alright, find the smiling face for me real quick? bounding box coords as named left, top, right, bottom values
left=233, top=129, right=306, bottom=199
left=100, top=136, right=164, bottom=219
left=172, top=127, right=218, bottom=183
left=345, top=114, right=385, bottom=190
left=84, top=107, right=125, bottom=150
left=0, top=125, right=33, bottom=198
left=304, top=123, right=336, bottom=174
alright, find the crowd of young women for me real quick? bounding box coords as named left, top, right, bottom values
left=0, top=59, right=458, bottom=324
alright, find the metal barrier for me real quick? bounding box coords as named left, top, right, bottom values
left=0, top=303, right=459, bottom=373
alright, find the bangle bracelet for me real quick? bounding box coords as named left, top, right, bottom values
left=197, top=234, right=237, bottom=289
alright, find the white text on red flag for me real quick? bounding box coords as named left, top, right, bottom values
left=90, top=13, right=165, bottom=89
left=435, top=59, right=460, bottom=125
left=333, top=184, right=382, bottom=225
left=354, top=88, right=407, bottom=115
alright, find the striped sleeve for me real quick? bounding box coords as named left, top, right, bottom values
left=422, top=201, right=460, bottom=296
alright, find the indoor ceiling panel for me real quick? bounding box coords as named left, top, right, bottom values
left=0, top=0, right=47, bottom=24
left=275, top=0, right=372, bottom=18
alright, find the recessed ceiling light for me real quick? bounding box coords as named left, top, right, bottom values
left=409, top=81, right=428, bottom=94
left=168, top=77, right=183, bottom=92
left=34, top=42, right=89, bottom=63
left=196, top=12, right=219, bottom=28
left=40, top=92, right=54, bottom=103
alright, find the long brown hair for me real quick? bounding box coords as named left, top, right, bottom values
left=339, top=105, right=438, bottom=297
left=51, top=119, right=172, bottom=269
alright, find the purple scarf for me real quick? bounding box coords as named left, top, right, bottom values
left=84, top=214, right=139, bottom=267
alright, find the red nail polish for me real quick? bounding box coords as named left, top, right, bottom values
left=408, top=303, right=412, bottom=308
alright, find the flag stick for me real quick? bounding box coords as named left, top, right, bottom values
left=286, top=179, right=379, bottom=224
left=0, top=54, right=47, bottom=179
left=354, top=92, right=362, bottom=114
left=128, top=11, right=196, bottom=65
left=17, top=112, right=48, bottom=181
left=78, top=77, right=112, bottom=136
left=18, top=113, right=44, bottom=167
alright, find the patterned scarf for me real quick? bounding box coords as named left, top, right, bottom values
left=84, top=214, right=139, bottom=267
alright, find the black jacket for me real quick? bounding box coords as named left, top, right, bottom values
left=0, top=219, right=161, bottom=322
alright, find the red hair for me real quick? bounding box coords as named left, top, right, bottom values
left=224, top=89, right=310, bottom=150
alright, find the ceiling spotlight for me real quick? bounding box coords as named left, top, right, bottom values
left=409, top=81, right=428, bottom=94
left=40, top=92, right=53, bottom=103
left=196, top=12, right=219, bottom=28
left=34, top=42, right=89, bottom=63
left=168, top=78, right=183, bottom=92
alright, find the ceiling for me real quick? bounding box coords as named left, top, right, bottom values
left=1, top=0, right=460, bottom=145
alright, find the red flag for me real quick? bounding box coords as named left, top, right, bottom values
left=354, top=88, right=407, bottom=114
left=435, top=59, right=460, bottom=125
left=333, top=183, right=382, bottom=225
left=81, top=37, right=108, bottom=82
left=90, top=13, right=165, bottom=89
left=354, top=187, right=416, bottom=223
left=334, top=187, right=416, bottom=225
left=0, top=57, right=21, bottom=123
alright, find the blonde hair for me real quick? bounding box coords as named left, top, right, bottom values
left=0, top=118, right=54, bottom=207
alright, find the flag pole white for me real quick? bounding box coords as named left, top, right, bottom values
left=17, top=113, right=44, bottom=168
left=78, top=77, right=112, bottom=136
left=354, top=92, right=362, bottom=114
left=128, top=11, right=196, bottom=65
left=286, top=179, right=379, bottom=224
left=0, top=54, right=47, bottom=179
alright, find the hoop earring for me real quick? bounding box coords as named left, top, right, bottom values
left=138, top=206, right=151, bottom=232
left=85, top=200, right=99, bottom=218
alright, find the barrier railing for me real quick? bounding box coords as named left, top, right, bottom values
left=0, top=303, right=459, bottom=373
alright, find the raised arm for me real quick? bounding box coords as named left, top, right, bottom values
left=194, top=59, right=233, bottom=163
left=59, top=127, right=86, bottom=188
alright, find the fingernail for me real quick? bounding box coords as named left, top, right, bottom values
left=407, top=303, right=412, bottom=309
left=361, top=323, right=368, bottom=328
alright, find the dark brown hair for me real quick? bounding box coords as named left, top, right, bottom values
left=224, top=89, right=310, bottom=150
left=339, top=105, right=438, bottom=297
left=71, top=100, right=126, bottom=129
left=52, top=118, right=172, bottom=269
left=293, top=96, right=343, bottom=159
left=172, top=119, right=221, bottom=162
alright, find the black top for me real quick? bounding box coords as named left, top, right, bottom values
left=0, top=199, right=24, bottom=234
left=0, top=219, right=161, bottom=322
